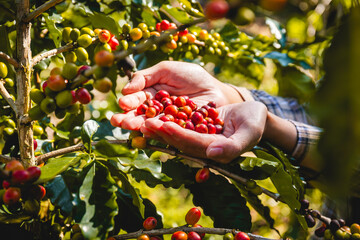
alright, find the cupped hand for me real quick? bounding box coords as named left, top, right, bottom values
left=111, top=61, right=242, bottom=130
left=140, top=101, right=268, bottom=164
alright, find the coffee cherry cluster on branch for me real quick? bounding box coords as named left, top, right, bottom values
left=0, top=160, right=45, bottom=209
left=298, top=199, right=360, bottom=240
left=0, top=62, right=16, bottom=115
left=136, top=90, right=224, bottom=134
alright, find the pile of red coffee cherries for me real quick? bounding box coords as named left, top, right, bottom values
left=136, top=90, right=224, bottom=134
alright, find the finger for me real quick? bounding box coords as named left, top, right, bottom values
left=122, top=63, right=167, bottom=95
left=112, top=111, right=147, bottom=130
left=118, top=88, right=157, bottom=111
left=140, top=124, right=165, bottom=143
left=206, top=125, right=263, bottom=163
left=110, top=112, right=133, bottom=127
left=145, top=119, right=217, bottom=158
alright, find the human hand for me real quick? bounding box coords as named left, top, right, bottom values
left=111, top=61, right=243, bottom=130
left=140, top=101, right=268, bottom=163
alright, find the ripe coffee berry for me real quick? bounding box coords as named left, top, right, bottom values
left=234, top=232, right=250, bottom=240
left=12, top=169, right=30, bottom=185
left=187, top=232, right=201, bottom=240
left=195, top=167, right=210, bottom=183
left=171, top=231, right=188, bottom=240
left=193, top=224, right=205, bottom=239
left=26, top=166, right=41, bottom=182
left=155, top=90, right=170, bottom=101
left=185, top=207, right=201, bottom=225
left=143, top=216, right=157, bottom=230
left=3, top=187, right=21, bottom=205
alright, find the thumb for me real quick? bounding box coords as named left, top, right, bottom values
left=206, top=128, right=262, bottom=163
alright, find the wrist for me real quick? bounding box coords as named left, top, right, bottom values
left=263, top=111, right=297, bottom=154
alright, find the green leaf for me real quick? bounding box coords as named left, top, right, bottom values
left=187, top=173, right=252, bottom=231
left=276, top=65, right=316, bottom=103
left=81, top=120, right=99, bottom=150
left=218, top=22, right=240, bottom=42
left=162, top=4, right=192, bottom=24
left=100, top=160, right=145, bottom=218
left=239, top=157, right=279, bottom=175
left=89, top=12, right=120, bottom=36
left=95, top=139, right=134, bottom=158
left=36, top=153, right=83, bottom=183
left=232, top=180, right=278, bottom=234
left=265, top=18, right=286, bottom=47
left=253, top=148, right=307, bottom=230
left=77, top=162, right=118, bottom=240
left=43, top=13, right=62, bottom=48
left=113, top=191, right=163, bottom=234
left=46, top=176, right=73, bottom=214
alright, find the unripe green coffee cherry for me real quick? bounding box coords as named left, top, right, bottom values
left=55, top=108, right=67, bottom=119
left=223, top=233, right=234, bottom=240
left=3, top=127, right=14, bottom=137
left=29, top=105, right=46, bottom=120
left=250, top=185, right=262, bottom=195
left=122, top=23, right=131, bottom=34
left=0, top=62, right=8, bottom=78
left=120, top=40, right=129, bottom=50
left=76, top=47, right=89, bottom=62
left=70, top=28, right=81, bottom=41
left=245, top=180, right=257, bottom=189
left=40, top=97, right=56, bottom=114
left=66, top=102, right=80, bottom=114
left=56, top=90, right=73, bottom=108
left=33, top=125, right=44, bottom=136
left=94, top=43, right=112, bottom=53
left=4, top=118, right=16, bottom=128
left=65, top=51, right=77, bottom=63
left=62, top=27, right=72, bottom=42
left=80, top=27, right=95, bottom=37
left=62, top=62, right=78, bottom=80
left=77, top=34, right=92, bottom=48
left=30, top=88, right=45, bottom=104
left=4, top=78, right=14, bottom=88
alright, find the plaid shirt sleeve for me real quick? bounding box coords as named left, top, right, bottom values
left=250, top=89, right=322, bottom=161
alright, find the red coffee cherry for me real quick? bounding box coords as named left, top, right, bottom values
left=5, top=161, right=24, bottom=173
left=26, top=166, right=41, bottom=182
left=214, top=118, right=224, bottom=126
left=185, top=207, right=201, bottom=225
left=145, top=107, right=157, bottom=118
left=177, top=111, right=188, bottom=120
left=2, top=180, right=10, bottom=189
left=215, top=124, right=223, bottom=134
left=138, top=234, right=150, bottom=240
left=174, top=96, right=187, bottom=107
left=3, top=187, right=21, bottom=205
left=47, top=74, right=66, bottom=92
left=193, top=224, right=205, bottom=239
left=159, top=115, right=171, bottom=122
left=197, top=108, right=208, bottom=118
left=137, top=104, right=149, bottom=115
left=234, top=232, right=250, bottom=240
left=164, top=105, right=178, bottom=117
left=207, top=124, right=216, bottom=134
left=180, top=105, right=192, bottom=117
left=76, top=88, right=92, bottom=104
left=187, top=232, right=201, bottom=240
left=204, top=0, right=229, bottom=20
left=34, top=139, right=38, bottom=150
left=195, top=167, right=210, bottom=183
left=153, top=100, right=164, bottom=112
left=195, top=124, right=208, bottom=134
left=186, top=99, right=197, bottom=110
left=161, top=97, right=173, bottom=108
left=155, top=90, right=170, bottom=102
left=191, top=112, right=204, bottom=125
left=207, top=101, right=216, bottom=108
left=178, top=29, right=188, bottom=37
left=208, top=108, right=219, bottom=120
left=160, top=20, right=171, bottom=31
left=108, top=36, right=119, bottom=50
left=172, top=231, right=188, bottom=240
left=205, top=117, right=214, bottom=125
left=176, top=118, right=186, bottom=127
left=143, top=216, right=157, bottom=230
left=185, top=121, right=195, bottom=131
left=98, top=29, right=111, bottom=43
left=12, top=169, right=30, bottom=185
left=94, top=50, right=114, bottom=67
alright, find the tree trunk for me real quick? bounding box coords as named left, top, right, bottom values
left=16, top=0, right=34, bottom=167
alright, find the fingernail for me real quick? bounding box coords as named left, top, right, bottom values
left=207, top=147, right=223, bottom=157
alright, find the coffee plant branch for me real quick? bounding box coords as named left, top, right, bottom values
left=109, top=226, right=279, bottom=240
left=34, top=139, right=280, bottom=202
left=23, top=0, right=65, bottom=22
left=70, top=18, right=207, bottom=88
left=0, top=154, right=16, bottom=164
left=0, top=51, right=20, bottom=68
left=31, top=37, right=98, bottom=67
left=0, top=80, right=18, bottom=114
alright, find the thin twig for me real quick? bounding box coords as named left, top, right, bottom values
left=147, top=145, right=281, bottom=202
left=0, top=154, right=17, bottom=164
left=23, top=0, right=65, bottom=22
left=35, top=140, right=128, bottom=164
left=0, top=51, right=19, bottom=68
left=0, top=80, right=17, bottom=114
left=109, top=226, right=280, bottom=240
